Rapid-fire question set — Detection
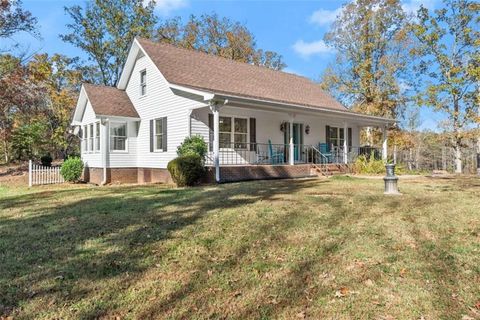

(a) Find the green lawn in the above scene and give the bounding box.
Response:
[0,176,479,319]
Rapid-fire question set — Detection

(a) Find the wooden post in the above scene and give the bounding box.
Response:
[343,122,348,164]
[28,160,32,187]
[289,116,294,165]
[382,126,388,162]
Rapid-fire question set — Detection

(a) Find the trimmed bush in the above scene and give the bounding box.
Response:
[176,135,208,160]
[40,154,53,167]
[61,157,84,182]
[167,154,205,187]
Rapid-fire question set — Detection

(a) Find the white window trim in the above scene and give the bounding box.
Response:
[219,115,249,150]
[140,69,147,97]
[88,124,94,153]
[153,118,165,152]
[95,121,101,153]
[109,121,129,153]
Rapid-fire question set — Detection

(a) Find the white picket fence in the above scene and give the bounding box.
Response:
[28,160,64,187]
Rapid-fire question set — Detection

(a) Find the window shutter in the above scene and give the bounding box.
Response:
[249,118,256,151]
[326,125,331,149]
[208,113,213,152]
[150,119,154,152]
[162,117,167,151]
[348,127,352,148]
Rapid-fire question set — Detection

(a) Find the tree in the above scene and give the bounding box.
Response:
[61,0,157,86]
[156,13,286,70]
[321,0,411,119]
[0,55,45,162]
[0,0,39,52]
[28,53,84,159]
[410,0,480,173]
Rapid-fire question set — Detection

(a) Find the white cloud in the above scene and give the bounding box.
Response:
[309,8,342,26]
[153,0,188,16]
[292,40,335,58]
[402,0,436,15]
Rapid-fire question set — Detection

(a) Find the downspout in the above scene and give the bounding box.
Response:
[187,109,193,137]
[101,118,109,185]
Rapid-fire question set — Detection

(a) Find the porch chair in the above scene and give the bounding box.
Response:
[318,143,332,164]
[268,140,284,164]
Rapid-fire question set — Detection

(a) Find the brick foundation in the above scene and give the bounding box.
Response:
[83,167,172,185]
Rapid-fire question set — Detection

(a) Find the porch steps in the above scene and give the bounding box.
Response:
[311,164,350,177]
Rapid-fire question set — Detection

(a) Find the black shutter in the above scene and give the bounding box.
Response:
[326,125,331,148]
[348,127,352,148]
[249,118,256,151]
[208,113,213,152]
[150,119,154,152]
[162,117,167,151]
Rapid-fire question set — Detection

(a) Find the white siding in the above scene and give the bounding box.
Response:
[125,55,205,168]
[80,101,102,168]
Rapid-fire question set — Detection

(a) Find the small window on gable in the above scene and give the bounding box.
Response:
[140,70,146,96]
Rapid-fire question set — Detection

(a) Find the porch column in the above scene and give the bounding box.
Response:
[343,122,348,164]
[210,102,220,182]
[101,118,109,185]
[382,125,388,162]
[289,116,294,165]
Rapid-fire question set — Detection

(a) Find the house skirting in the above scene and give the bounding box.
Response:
[83,165,313,185]
[83,167,173,185]
[213,164,314,183]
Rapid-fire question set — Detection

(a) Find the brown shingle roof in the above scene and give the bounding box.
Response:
[137,38,346,111]
[83,83,139,118]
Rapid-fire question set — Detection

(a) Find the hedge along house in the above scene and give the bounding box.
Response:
[71,38,394,184]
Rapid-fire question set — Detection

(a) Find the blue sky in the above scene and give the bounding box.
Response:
[16,0,443,130]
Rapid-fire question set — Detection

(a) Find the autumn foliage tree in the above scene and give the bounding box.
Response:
[321,0,411,119]
[410,0,480,173]
[61,0,157,86]
[156,13,286,70]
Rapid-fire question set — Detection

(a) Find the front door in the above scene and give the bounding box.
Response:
[284,123,304,162]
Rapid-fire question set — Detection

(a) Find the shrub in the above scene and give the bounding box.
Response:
[40,154,53,167]
[176,135,208,160]
[61,157,84,182]
[352,153,386,175]
[167,154,205,187]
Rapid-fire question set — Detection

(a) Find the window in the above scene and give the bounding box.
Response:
[219,117,232,148]
[89,124,94,152]
[154,118,165,151]
[110,122,127,151]
[219,116,248,149]
[234,118,248,149]
[140,70,146,96]
[329,126,345,147]
[95,122,100,152]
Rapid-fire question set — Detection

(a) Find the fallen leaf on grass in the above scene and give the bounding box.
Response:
[364,279,374,287]
[399,268,407,278]
[335,287,349,298]
[296,311,306,318]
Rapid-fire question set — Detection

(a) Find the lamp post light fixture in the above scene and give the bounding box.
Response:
[384,163,401,195]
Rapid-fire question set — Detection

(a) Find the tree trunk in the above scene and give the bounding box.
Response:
[454,143,462,174]
[3,135,8,163]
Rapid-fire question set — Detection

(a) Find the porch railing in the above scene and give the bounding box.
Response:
[205,143,381,166]
[205,142,287,166]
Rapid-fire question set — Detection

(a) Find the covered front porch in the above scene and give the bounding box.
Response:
[189,96,393,182]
